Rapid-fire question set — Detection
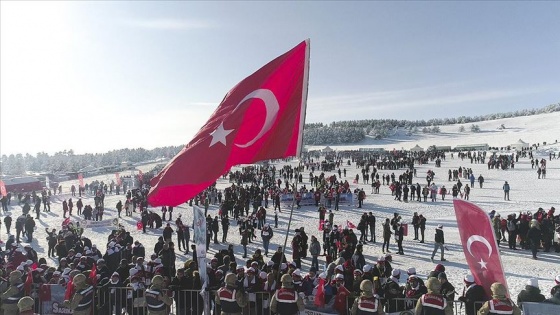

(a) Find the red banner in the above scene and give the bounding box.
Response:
[78,173,84,188]
[0,180,6,196]
[148,39,310,207]
[453,199,508,297]
[115,173,121,186]
[346,220,356,229]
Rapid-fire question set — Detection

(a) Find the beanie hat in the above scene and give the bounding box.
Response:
[391,269,401,277]
[464,274,475,284]
[363,264,372,273]
[435,264,446,272]
[555,275,560,285]
[438,272,447,280]
[407,267,416,275]
[527,278,539,288]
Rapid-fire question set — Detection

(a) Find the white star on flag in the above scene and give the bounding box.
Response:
[478,258,488,269]
[209,122,233,147]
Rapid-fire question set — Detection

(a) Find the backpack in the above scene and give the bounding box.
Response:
[507,220,516,232]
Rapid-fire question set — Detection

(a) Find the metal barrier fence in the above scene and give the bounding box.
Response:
[384,298,486,315]
[35,285,490,315]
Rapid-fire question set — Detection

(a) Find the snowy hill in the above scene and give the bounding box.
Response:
[3,111,560,306]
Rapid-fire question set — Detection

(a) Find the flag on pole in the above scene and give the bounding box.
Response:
[346,220,356,229]
[314,277,325,308]
[148,39,310,206]
[62,217,71,227]
[89,263,97,286]
[116,173,121,186]
[453,199,508,298]
[24,270,33,295]
[78,173,84,188]
[0,180,6,197]
[64,278,74,301]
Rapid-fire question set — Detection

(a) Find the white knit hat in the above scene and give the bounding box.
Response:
[555,275,560,285]
[527,278,539,288]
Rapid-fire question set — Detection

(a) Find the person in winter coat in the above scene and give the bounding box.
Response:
[212,216,220,244]
[502,181,510,201]
[431,224,446,261]
[478,282,521,315]
[516,278,545,309]
[419,215,426,243]
[527,219,542,259]
[459,275,487,315]
[261,223,273,256]
[382,218,392,253]
[309,235,321,271]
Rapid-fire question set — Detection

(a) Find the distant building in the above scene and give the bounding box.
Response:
[434,145,452,151]
[454,143,489,151]
[510,139,530,151]
[410,144,424,152]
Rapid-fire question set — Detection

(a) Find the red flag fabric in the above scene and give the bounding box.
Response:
[89,263,97,286]
[346,220,356,229]
[116,173,121,186]
[136,221,143,231]
[148,39,310,206]
[64,279,74,300]
[62,217,71,227]
[319,219,324,231]
[453,199,508,298]
[24,270,33,295]
[78,173,84,188]
[0,180,6,196]
[314,277,325,307]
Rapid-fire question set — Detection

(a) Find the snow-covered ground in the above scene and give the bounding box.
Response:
[3,111,560,301]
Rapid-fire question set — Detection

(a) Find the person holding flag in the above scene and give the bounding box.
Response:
[63,273,95,315]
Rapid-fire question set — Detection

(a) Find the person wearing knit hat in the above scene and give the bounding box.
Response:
[431,224,446,262]
[415,278,452,315]
[478,282,522,315]
[216,274,248,315]
[270,274,304,315]
[18,296,38,315]
[458,274,487,315]
[438,272,456,307]
[351,280,385,315]
[384,269,404,313]
[550,275,560,297]
[516,278,545,310]
[428,263,446,278]
[2,270,24,314]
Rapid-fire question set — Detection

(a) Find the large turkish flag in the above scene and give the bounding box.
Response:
[453,199,509,297]
[148,40,310,206]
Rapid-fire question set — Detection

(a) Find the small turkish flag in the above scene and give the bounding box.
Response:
[148,40,310,206]
[453,199,509,298]
[0,180,6,196]
[346,220,357,229]
[78,173,84,188]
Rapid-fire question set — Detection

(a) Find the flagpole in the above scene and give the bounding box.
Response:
[296,38,311,158]
[278,168,299,286]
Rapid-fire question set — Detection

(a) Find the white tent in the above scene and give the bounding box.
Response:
[322,146,334,153]
[511,139,530,150]
[410,144,424,152]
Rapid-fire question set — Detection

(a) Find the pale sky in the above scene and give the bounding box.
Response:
[1,1,559,156]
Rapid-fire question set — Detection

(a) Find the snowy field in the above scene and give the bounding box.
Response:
[3,111,560,301]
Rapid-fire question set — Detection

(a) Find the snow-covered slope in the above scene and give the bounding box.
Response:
[4,111,560,302]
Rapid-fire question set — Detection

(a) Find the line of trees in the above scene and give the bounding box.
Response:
[1,103,558,175]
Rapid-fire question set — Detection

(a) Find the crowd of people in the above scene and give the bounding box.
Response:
[0,147,559,315]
